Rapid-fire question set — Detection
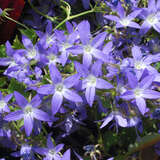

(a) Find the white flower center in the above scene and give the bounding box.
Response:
[0,100,6,109]
[146,14,158,25]
[86,75,97,87]
[134,61,146,70]
[118,85,127,94]
[84,45,94,54]
[47,54,57,64]
[55,83,64,93]
[20,144,32,155]
[134,88,143,98]
[48,149,56,156]
[27,48,37,59]
[24,104,33,116]
[120,18,130,26]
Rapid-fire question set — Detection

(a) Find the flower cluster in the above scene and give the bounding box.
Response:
[0,0,160,159]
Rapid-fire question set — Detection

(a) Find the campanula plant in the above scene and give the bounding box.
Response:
[0,0,160,159]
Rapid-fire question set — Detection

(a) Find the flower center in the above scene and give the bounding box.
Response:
[47,54,57,64]
[48,149,56,156]
[27,48,37,59]
[87,75,97,87]
[147,14,158,25]
[120,18,130,26]
[0,100,6,109]
[20,144,32,155]
[24,104,33,115]
[84,45,93,54]
[134,61,146,70]
[134,88,143,97]
[55,83,64,92]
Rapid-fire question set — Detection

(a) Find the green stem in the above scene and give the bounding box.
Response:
[42,125,48,135]
[5,15,29,30]
[12,121,21,135]
[54,8,95,30]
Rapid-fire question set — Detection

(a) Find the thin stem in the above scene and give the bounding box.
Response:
[12,121,21,135]
[54,8,95,30]
[5,15,29,30]
[61,0,71,17]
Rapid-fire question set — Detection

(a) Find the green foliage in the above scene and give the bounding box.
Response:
[19,28,37,44]
[0,44,6,57]
[12,35,24,49]
[8,78,28,96]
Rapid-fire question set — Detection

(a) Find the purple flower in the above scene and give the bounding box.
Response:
[20,35,40,61]
[11,144,35,160]
[0,92,12,113]
[129,46,160,80]
[35,135,64,160]
[40,44,61,67]
[37,21,56,49]
[100,111,128,128]
[4,92,51,136]
[71,20,107,67]
[55,29,78,66]
[75,61,113,106]
[61,149,70,160]
[37,64,82,115]
[140,0,160,34]
[104,3,141,29]
[121,72,160,115]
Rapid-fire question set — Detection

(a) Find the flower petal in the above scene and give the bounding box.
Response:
[63,89,82,103]
[142,89,160,99]
[136,97,147,115]
[85,86,95,107]
[100,114,113,129]
[115,114,128,127]
[83,52,92,68]
[4,110,23,121]
[30,94,42,108]
[37,84,54,95]
[132,46,142,60]
[77,20,91,45]
[61,149,71,160]
[139,75,154,89]
[54,144,64,153]
[4,93,13,102]
[52,92,63,115]
[121,91,135,100]
[47,135,54,148]
[126,71,138,89]
[92,32,107,48]
[96,78,113,89]
[14,91,28,108]
[63,74,80,88]
[24,115,34,136]
[49,64,62,84]
[33,108,51,121]
[104,15,120,22]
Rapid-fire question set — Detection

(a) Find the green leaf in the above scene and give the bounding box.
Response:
[0,77,7,88]
[8,78,28,96]
[122,133,160,159]
[0,44,6,57]
[12,35,24,49]
[19,28,37,44]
